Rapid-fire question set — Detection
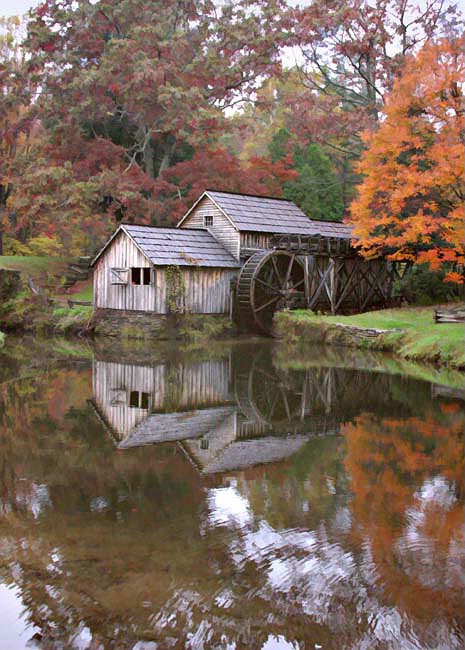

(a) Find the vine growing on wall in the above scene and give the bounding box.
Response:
[165,266,186,314]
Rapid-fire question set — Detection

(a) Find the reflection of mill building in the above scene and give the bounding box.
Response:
[91,347,416,474]
[90,350,348,474]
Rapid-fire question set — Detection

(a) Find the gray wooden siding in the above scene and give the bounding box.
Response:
[180,196,240,259]
[93,230,236,313]
[93,230,158,312]
[240,232,272,251]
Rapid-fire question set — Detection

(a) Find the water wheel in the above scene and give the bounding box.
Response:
[236,250,305,335]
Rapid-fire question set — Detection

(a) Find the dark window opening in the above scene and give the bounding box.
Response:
[143,268,151,285]
[201,438,209,450]
[140,392,150,410]
[129,391,150,409]
[131,267,152,285]
[204,215,213,227]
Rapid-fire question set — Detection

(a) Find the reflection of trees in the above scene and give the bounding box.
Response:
[0,365,211,648]
[343,406,465,625]
[0,342,463,648]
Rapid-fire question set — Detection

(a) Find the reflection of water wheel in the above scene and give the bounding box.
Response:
[234,350,305,431]
[236,251,305,335]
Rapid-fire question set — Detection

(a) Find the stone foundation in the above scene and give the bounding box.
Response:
[92,308,234,340]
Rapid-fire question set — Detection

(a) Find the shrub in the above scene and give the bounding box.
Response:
[394,264,462,305]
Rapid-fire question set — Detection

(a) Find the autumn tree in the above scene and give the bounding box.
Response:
[26,0,291,179]
[279,1,463,208]
[151,146,298,224]
[6,135,154,254]
[349,37,464,279]
[0,16,37,255]
[292,0,463,144]
[4,0,297,251]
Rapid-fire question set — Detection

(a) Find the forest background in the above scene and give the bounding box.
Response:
[0,0,463,290]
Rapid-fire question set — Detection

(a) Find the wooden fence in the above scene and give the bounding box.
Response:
[434,308,465,324]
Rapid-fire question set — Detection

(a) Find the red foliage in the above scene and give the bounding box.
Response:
[151,147,298,224]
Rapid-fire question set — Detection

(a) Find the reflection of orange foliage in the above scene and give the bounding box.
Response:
[343,405,464,621]
[439,401,460,414]
[47,370,92,420]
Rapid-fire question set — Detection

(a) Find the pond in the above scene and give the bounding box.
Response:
[0,337,463,649]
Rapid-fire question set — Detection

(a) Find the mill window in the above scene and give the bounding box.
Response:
[131,267,152,285]
[204,215,213,227]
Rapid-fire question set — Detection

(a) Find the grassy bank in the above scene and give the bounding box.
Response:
[0,256,94,336]
[274,305,464,369]
[0,331,4,348]
[0,255,70,283]
[0,290,94,336]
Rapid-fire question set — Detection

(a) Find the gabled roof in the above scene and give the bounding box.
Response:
[92,224,240,268]
[117,407,237,449]
[207,191,354,238]
[183,434,310,474]
[178,190,354,239]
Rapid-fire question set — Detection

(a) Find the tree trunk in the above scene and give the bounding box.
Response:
[0,200,6,256]
[142,137,155,179]
[159,143,174,174]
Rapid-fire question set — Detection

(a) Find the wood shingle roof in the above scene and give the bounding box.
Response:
[125,225,240,268]
[205,190,354,239]
[92,224,241,268]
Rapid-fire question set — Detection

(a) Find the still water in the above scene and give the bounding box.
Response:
[0,338,463,650]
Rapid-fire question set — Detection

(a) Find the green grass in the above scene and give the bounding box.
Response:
[69,279,93,302]
[52,305,93,334]
[276,305,464,368]
[0,331,4,348]
[0,255,69,277]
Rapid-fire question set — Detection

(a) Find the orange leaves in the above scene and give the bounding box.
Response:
[349,36,465,277]
[443,271,464,284]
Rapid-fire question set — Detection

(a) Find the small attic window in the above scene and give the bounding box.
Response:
[204,215,213,227]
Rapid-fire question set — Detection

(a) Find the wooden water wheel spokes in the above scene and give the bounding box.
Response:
[236,250,305,334]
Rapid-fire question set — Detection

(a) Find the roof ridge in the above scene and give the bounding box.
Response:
[206,189,292,202]
[124,225,211,233]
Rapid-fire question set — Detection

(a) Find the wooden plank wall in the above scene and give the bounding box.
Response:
[92,357,233,440]
[179,196,240,259]
[181,268,236,314]
[240,232,272,251]
[94,230,236,313]
[94,230,158,311]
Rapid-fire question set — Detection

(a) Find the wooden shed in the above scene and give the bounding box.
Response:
[92,190,399,333]
[92,224,240,314]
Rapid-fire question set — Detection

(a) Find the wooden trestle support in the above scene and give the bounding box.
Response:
[236,234,408,335]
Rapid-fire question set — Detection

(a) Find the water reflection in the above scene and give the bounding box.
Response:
[0,339,463,649]
[91,344,416,474]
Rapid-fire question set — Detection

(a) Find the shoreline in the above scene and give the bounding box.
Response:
[274,305,464,370]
